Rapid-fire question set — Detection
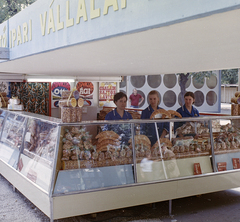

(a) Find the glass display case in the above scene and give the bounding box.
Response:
[54,118,216,194]
[1,109,240,221]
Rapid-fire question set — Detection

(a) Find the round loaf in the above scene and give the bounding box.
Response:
[168,110,182,118]
[150,109,171,119]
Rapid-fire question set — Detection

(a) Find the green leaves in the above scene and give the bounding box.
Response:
[221,69,238,84]
[0,0,36,24]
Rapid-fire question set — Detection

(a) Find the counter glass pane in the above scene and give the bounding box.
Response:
[17,118,59,192]
[136,119,213,183]
[0,112,27,168]
[213,118,240,171]
[54,123,134,194]
[0,109,7,135]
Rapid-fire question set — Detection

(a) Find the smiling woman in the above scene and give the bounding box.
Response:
[174,91,200,133]
[103,92,133,145]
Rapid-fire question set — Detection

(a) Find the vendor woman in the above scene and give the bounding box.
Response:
[105,92,133,120]
[141,90,169,146]
[104,92,132,145]
[174,91,200,131]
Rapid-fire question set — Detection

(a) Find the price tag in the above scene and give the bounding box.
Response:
[217,162,227,171]
[194,163,202,175]
[232,158,240,169]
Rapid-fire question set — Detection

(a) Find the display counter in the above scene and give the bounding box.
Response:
[0,108,240,221]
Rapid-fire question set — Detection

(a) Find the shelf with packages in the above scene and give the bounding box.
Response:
[54,122,135,194]
[1,108,240,221]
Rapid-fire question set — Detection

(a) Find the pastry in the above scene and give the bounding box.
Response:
[150,109,171,119]
[98,137,120,143]
[128,135,151,146]
[152,138,172,149]
[95,131,120,140]
[97,139,121,147]
[168,110,182,118]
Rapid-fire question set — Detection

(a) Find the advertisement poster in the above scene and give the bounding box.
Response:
[52,82,71,108]
[76,82,94,106]
[99,82,117,107]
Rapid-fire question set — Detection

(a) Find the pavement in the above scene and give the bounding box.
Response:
[0,103,237,222]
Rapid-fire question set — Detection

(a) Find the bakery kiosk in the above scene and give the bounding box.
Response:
[0,108,240,221]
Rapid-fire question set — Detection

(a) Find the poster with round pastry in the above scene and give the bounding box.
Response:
[168,110,182,118]
[150,109,171,119]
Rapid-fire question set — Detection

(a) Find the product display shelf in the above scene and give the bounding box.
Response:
[1,109,240,221]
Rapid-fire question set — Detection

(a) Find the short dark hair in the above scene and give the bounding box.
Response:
[184,91,195,100]
[114,92,127,103]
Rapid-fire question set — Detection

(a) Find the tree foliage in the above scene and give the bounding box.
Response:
[177,71,215,106]
[221,69,238,84]
[0,0,36,24]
